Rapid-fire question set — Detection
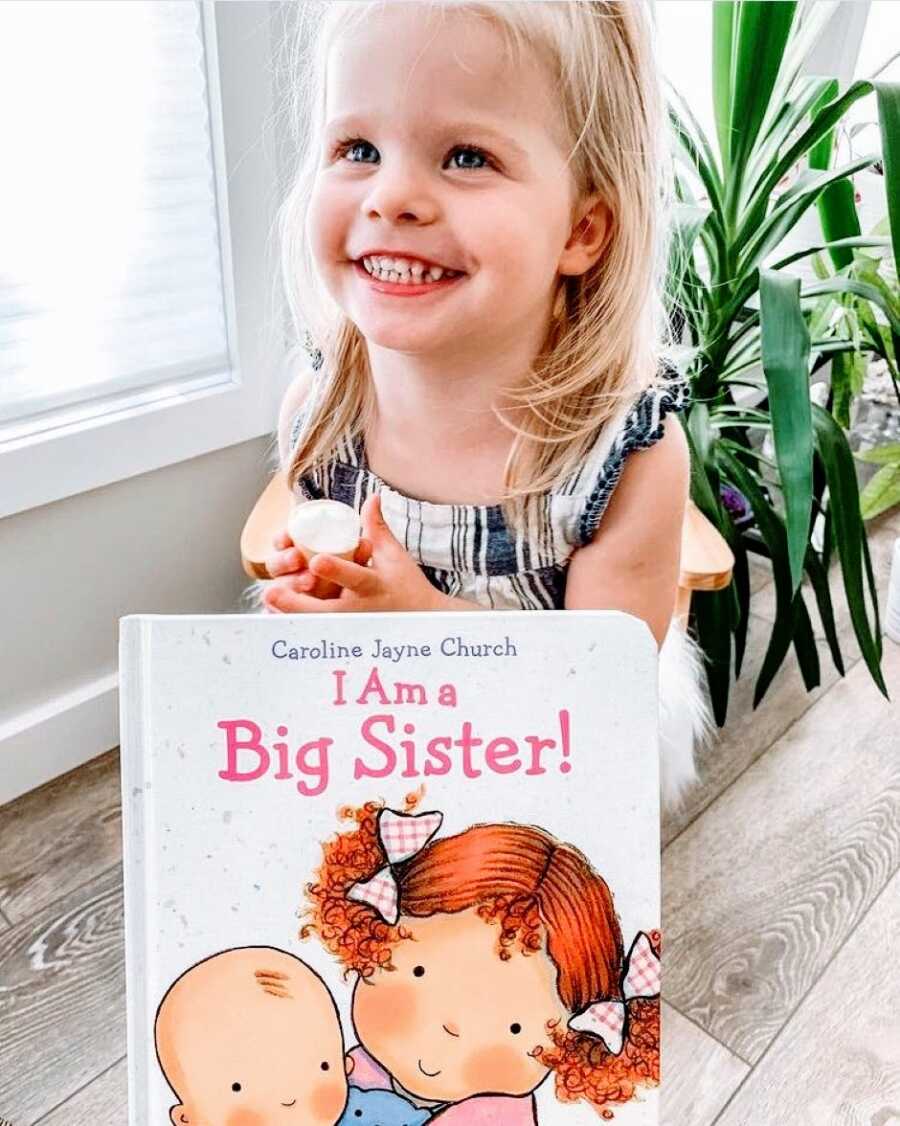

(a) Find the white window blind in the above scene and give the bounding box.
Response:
[0,0,230,442]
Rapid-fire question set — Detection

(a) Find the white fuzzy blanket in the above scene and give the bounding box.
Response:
[657,618,716,809]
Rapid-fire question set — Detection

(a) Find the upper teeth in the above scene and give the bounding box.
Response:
[362,255,460,281]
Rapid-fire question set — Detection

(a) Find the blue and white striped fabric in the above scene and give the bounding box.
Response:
[287,366,691,612]
[283,362,712,807]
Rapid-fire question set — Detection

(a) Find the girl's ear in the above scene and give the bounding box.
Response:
[558,194,612,277]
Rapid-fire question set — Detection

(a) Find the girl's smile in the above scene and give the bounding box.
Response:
[351,258,467,299]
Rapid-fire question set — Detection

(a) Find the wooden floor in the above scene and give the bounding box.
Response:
[1,508,898,1125]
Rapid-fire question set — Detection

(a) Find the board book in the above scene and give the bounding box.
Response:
[119,610,661,1124]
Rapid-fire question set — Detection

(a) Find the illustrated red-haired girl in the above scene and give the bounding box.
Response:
[301,799,660,1122]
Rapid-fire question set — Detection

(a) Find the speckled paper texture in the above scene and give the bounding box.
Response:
[120,610,660,1125]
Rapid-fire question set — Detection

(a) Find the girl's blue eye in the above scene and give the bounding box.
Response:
[336,138,378,164]
[448,146,491,170]
[332,138,493,171]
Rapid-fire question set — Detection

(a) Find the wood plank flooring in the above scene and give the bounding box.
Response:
[1,510,898,1125]
[663,640,900,1065]
[715,867,900,1124]
[660,1003,749,1123]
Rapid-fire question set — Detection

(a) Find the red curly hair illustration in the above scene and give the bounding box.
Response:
[301,796,660,1118]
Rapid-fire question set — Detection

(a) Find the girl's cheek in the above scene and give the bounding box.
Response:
[226,1112,265,1126]
[462,1044,541,1096]
[355,980,420,1043]
[308,1080,347,1123]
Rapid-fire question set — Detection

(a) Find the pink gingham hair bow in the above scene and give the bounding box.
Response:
[568,931,660,1055]
[347,808,443,925]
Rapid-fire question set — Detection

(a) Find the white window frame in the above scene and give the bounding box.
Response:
[0,2,285,519]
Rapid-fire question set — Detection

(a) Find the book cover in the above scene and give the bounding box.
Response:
[119,610,661,1125]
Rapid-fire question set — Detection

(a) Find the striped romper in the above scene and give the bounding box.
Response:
[287,365,693,611]
[283,360,709,806]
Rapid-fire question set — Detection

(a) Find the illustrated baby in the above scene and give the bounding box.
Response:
[154,946,352,1126]
[338,1088,432,1126]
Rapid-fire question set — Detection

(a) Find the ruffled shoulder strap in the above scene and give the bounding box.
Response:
[570,363,692,548]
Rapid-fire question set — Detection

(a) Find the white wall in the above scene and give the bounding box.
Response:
[0,434,277,804]
[0,1,298,806]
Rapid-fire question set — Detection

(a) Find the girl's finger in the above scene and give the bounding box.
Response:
[354,538,374,567]
[309,554,379,596]
[265,585,347,614]
[264,546,308,578]
[269,572,319,598]
[272,529,293,550]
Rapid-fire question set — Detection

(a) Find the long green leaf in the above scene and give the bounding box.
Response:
[791,592,821,692]
[811,404,887,696]
[751,75,833,187]
[730,521,751,677]
[717,447,795,706]
[738,155,879,274]
[807,79,838,169]
[741,78,875,234]
[668,84,724,206]
[683,413,732,538]
[712,0,737,171]
[860,463,900,519]
[727,1,797,206]
[803,543,844,675]
[861,519,883,658]
[692,588,732,726]
[876,83,900,271]
[768,0,842,110]
[716,220,892,358]
[772,236,890,271]
[830,351,865,429]
[802,277,900,336]
[816,181,862,270]
[809,80,861,270]
[711,160,881,355]
[759,271,814,596]
[669,203,710,286]
[854,293,899,384]
[855,442,900,465]
[670,111,729,276]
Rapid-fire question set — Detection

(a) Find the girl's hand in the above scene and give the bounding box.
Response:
[262,494,443,614]
[263,525,373,603]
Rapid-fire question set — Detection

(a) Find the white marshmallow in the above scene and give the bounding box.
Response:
[287,499,361,556]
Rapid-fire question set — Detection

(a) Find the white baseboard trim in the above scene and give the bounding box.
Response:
[0,671,119,806]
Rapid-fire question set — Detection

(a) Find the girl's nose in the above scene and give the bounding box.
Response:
[442,1021,460,1038]
[363,170,438,225]
[365,193,436,225]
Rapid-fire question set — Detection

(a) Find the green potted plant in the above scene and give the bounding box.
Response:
[666,0,899,723]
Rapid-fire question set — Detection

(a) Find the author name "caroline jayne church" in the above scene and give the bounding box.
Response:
[270,635,519,663]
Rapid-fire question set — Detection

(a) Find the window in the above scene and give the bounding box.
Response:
[0,2,283,517]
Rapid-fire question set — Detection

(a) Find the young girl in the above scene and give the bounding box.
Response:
[301,799,661,1122]
[258,0,713,804]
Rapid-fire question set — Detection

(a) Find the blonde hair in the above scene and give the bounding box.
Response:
[276,0,670,533]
